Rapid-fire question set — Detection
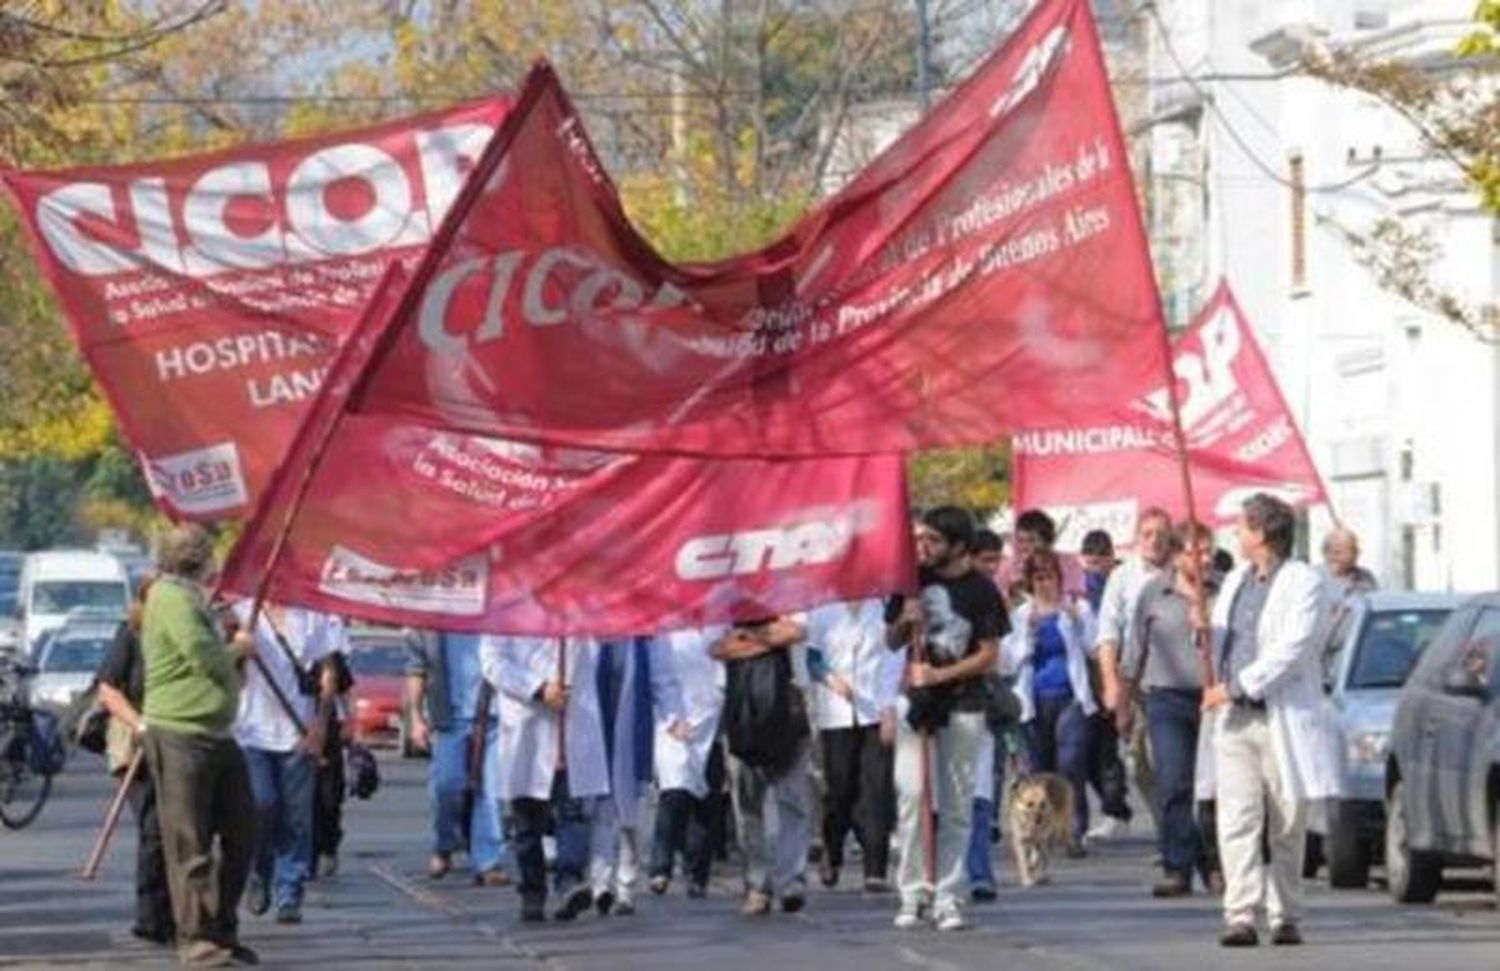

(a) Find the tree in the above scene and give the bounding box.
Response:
[1302,5,1500,341]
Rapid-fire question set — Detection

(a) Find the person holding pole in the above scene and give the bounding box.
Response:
[886,506,1005,932]
[230,601,346,925]
[93,575,174,947]
[1120,520,1224,898]
[404,631,508,886]
[481,635,607,923]
[1201,493,1340,947]
[139,524,258,968]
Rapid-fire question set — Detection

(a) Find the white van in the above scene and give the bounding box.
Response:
[17,551,130,657]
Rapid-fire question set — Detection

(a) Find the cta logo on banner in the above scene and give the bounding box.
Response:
[1,96,512,521]
[1012,280,1329,537]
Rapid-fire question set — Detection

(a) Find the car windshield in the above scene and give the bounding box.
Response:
[1348,609,1453,690]
[31,580,127,615]
[348,642,409,677]
[43,636,110,673]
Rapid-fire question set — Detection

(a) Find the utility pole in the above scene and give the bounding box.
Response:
[916,0,932,112]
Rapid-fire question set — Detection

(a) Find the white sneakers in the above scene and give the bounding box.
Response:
[1087,816,1129,841]
[893,899,968,931]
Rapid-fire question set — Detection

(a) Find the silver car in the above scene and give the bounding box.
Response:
[30,619,119,713]
[1316,591,1462,888]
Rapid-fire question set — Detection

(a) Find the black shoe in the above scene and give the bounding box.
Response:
[819,860,839,889]
[648,874,670,896]
[1152,873,1191,898]
[971,884,997,903]
[686,881,707,899]
[780,891,805,914]
[273,904,302,925]
[245,876,269,917]
[863,876,891,894]
[553,885,592,922]
[1271,923,1303,946]
[1219,924,1259,948]
[1066,842,1088,860]
[595,891,615,916]
[228,944,260,966]
[520,898,547,923]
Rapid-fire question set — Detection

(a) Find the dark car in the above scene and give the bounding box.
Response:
[1384,593,1500,904]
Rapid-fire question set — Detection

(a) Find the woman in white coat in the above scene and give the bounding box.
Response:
[1200,494,1340,948]
[1005,549,1099,851]
[480,635,609,923]
[647,625,726,897]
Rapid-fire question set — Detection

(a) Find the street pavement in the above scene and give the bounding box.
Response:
[3,750,1498,970]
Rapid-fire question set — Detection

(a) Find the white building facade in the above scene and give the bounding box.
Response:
[1145,0,1500,592]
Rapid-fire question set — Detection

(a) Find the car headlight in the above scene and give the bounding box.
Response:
[1348,731,1390,765]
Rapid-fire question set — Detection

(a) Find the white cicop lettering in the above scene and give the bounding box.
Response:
[182,161,284,274]
[285,143,413,258]
[36,183,138,275]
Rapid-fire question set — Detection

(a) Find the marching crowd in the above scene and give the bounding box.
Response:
[97,492,1371,967]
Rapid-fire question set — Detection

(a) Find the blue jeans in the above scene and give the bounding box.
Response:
[1145,689,1205,879]
[1023,695,1092,842]
[967,797,996,890]
[243,746,315,910]
[429,723,506,872]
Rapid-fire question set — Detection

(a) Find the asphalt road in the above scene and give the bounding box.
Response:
[2,749,1498,970]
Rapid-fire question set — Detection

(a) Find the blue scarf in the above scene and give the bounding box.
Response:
[596,637,654,783]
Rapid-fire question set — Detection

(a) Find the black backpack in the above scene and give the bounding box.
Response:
[723,650,808,777]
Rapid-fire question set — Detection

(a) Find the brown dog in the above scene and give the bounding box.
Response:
[1006,772,1074,887]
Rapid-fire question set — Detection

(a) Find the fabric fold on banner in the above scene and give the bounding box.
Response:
[1,96,512,520]
[346,0,1169,457]
[1012,281,1330,548]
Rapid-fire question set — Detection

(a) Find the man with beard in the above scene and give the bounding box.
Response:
[886,506,1005,932]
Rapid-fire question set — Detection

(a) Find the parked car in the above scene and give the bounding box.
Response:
[1315,592,1460,888]
[1384,593,1500,904]
[30,617,118,713]
[0,553,22,658]
[17,551,130,658]
[345,626,415,752]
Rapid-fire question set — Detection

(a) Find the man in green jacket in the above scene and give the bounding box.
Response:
[141,524,258,968]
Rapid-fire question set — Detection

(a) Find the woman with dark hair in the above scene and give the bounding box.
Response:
[94,575,174,946]
[1006,549,1098,855]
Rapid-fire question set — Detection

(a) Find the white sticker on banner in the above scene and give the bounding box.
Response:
[1047,499,1139,554]
[319,545,488,616]
[141,442,249,516]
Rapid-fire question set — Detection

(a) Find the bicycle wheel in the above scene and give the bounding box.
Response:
[0,740,52,830]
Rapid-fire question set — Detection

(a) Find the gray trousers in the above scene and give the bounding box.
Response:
[894,711,986,911]
[1216,707,1308,927]
[727,741,812,896]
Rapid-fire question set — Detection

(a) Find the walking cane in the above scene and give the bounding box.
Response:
[81,747,144,880]
[556,639,568,770]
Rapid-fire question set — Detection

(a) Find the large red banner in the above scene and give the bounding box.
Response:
[350,0,1169,457]
[1,97,511,520]
[1012,282,1329,547]
[221,270,914,635]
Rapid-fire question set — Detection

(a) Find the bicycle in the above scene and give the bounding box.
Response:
[0,655,59,830]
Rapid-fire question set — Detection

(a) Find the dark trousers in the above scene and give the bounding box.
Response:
[510,770,591,905]
[1023,696,1093,842]
[819,724,893,879]
[313,717,345,859]
[143,728,255,950]
[1198,799,1221,878]
[125,768,174,940]
[1087,713,1132,822]
[1145,689,1211,880]
[650,742,725,887]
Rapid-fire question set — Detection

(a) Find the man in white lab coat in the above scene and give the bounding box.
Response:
[647,626,727,899]
[481,636,609,923]
[1201,494,1340,948]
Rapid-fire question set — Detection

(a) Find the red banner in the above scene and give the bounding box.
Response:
[220,269,914,635]
[350,0,1168,457]
[1,97,511,520]
[1012,282,1329,547]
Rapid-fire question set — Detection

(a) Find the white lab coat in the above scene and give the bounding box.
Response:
[805,599,905,731]
[481,636,610,802]
[650,627,725,798]
[1197,561,1342,804]
[1006,600,1099,722]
